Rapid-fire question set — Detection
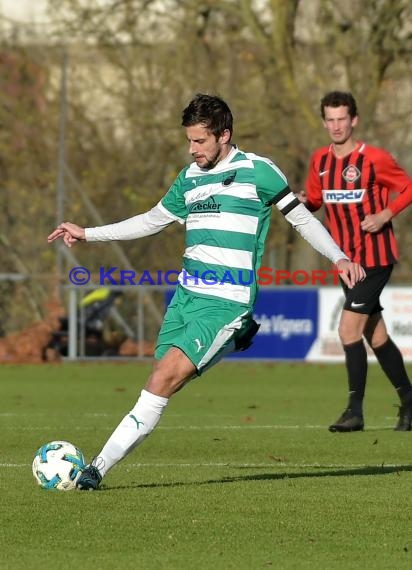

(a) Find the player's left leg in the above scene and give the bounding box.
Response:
[364,313,412,431]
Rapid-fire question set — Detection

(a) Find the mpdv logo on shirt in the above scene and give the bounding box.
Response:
[188,195,222,214]
[322,189,365,203]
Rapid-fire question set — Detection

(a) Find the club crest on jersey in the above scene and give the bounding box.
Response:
[322,189,365,203]
[342,164,361,183]
[222,171,237,186]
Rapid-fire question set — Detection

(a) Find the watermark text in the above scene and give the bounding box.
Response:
[68,266,342,287]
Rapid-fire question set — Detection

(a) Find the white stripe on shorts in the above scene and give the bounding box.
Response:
[197,311,248,369]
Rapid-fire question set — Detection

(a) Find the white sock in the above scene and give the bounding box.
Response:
[93,389,168,477]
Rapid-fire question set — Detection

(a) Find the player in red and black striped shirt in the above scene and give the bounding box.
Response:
[304,91,412,432]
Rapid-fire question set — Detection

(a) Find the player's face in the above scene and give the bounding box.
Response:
[322,106,358,145]
[186,124,231,169]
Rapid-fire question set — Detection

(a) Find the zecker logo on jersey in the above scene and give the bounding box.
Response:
[189,195,222,213]
[322,189,365,203]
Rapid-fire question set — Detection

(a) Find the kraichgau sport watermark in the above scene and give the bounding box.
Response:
[68,267,343,287]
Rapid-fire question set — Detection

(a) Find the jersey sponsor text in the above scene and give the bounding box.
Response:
[322,189,365,203]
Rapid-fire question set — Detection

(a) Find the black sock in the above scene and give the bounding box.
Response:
[343,340,368,416]
[373,337,412,403]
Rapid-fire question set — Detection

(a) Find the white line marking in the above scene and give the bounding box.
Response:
[126,462,411,469]
[0,423,398,431]
[1,462,409,469]
[1,464,31,468]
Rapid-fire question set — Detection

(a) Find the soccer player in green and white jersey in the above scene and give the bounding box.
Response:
[47,93,365,490]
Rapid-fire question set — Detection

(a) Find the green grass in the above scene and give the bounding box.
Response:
[1,361,412,569]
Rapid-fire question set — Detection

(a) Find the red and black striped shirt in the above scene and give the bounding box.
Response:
[305,142,412,268]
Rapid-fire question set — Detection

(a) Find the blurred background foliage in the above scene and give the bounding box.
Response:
[0,0,411,331]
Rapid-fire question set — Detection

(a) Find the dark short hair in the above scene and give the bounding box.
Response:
[320,91,358,119]
[182,93,233,138]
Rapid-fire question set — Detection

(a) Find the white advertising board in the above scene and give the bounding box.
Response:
[306,287,412,362]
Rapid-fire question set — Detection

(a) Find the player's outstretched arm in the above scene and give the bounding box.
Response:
[48,204,179,246]
[47,222,86,248]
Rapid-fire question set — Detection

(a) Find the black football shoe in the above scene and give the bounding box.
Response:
[329,408,364,433]
[76,465,102,490]
[394,401,412,431]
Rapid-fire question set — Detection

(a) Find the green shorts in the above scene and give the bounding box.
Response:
[155,285,257,374]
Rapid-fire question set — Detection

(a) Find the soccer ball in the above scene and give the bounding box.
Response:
[32,440,86,491]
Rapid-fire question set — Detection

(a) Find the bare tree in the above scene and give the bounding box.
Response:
[2,0,411,330]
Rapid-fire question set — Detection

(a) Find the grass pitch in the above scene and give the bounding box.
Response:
[1,361,412,569]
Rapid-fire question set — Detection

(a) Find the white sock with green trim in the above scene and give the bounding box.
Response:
[93,389,168,477]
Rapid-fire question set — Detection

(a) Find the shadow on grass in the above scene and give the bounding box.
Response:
[103,463,412,491]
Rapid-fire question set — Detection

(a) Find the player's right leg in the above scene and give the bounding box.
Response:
[77,349,196,490]
[328,308,369,432]
[77,286,256,489]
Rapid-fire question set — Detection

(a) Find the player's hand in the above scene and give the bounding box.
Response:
[295,190,307,204]
[47,222,86,248]
[361,209,392,233]
[335,259,366,289]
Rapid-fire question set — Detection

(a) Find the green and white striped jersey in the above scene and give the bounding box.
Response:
[86,146,347,298]
[158,146,288,307]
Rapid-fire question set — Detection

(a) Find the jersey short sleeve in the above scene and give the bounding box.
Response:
[160,168,189,221]
[251,157,289,205]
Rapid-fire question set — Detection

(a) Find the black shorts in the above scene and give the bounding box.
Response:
[341,265,393,315]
